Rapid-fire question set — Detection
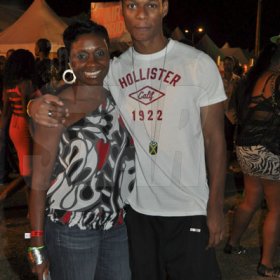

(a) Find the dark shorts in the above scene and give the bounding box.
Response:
[125,206,221,280]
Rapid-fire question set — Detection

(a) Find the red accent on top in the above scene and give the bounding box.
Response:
[117,209,124,225]
[118,116,125,129]
[61,211,72,224]
[96,139,110,170]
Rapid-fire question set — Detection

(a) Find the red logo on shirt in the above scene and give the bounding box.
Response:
[129,86,165,105]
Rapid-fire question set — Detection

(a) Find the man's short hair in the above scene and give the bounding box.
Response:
[36,38,51,55]
[223,56,234,63]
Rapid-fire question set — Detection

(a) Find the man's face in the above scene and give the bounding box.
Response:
[121,0,168,43]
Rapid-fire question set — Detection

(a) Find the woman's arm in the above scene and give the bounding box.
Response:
[18,80,34,115]
[18,80,41,116]
[29,122,63,279]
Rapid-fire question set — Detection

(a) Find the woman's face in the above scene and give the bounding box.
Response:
[70,33,110,86]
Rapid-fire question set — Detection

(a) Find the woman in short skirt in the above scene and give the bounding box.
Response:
[224,42,280,278]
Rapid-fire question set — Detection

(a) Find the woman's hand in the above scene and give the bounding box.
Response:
[31,259,50,280]
[30,94,69,127]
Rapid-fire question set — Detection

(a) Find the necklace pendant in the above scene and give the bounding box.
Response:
[149,141,158,155]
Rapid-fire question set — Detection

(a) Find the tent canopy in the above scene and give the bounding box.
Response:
[0,4,23,32]
[220,47,251,65]
[196,34,224,61]
[221,42,231,49]
[0,0,67,55]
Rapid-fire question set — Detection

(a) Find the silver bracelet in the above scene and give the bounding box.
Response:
[27,246,46,265]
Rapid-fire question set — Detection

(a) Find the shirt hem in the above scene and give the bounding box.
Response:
[126,201,207,217]
[200,96,227,107]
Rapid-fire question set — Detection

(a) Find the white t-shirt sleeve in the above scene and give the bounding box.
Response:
[196,52,226,107]
[103,59,114,91]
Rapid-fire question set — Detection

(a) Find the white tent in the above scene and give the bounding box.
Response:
[220,46,251,65]
[0,4,23,32]
[171,27,186,41]
[222,42,231,49]
[0,0,67,55]
[196,34,224,61]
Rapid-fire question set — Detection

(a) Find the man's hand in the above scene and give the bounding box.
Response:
[206,203,225,249]
[30,94,69,127]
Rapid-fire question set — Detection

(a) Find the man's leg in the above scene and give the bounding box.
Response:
[125,206,165,280]
[165,215,222,280]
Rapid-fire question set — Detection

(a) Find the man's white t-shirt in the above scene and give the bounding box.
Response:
[106,39,226,216]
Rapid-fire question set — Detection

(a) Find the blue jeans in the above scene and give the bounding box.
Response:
[45,218,131,280]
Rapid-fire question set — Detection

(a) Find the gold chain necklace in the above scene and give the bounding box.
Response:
[131,40,169,155]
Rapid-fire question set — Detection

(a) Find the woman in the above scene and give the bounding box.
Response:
[0,49,39,202]
[28,20,135,280]
[224,43,280,277]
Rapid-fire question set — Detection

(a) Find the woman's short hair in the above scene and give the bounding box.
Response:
[63,20,110,54]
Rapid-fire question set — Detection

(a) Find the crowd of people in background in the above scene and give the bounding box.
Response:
[0,38,70,203]
[0,0,280,278]
[0,49,40,207]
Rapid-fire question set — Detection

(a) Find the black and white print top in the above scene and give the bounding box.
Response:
[46,94,135,230]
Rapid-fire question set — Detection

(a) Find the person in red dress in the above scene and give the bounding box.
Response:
[0,49,40,203]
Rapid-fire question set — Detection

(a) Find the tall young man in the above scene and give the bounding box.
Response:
[29,0,227,279]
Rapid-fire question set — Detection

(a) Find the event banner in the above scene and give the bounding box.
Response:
[91,2,127,39]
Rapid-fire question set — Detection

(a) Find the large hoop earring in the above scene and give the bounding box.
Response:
[62,69,76,84]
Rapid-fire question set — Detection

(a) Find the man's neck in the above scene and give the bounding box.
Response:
[39,53,49,61]
[132,36,169,54]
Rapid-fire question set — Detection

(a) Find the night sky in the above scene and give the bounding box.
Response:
[1,0,280,51]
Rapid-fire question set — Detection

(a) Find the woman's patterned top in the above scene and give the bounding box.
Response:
[46,94,135,230]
